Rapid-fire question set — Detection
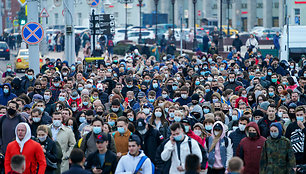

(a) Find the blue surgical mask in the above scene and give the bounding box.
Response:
[174,134,183,141]
[148,99,155,103]
[152,83,158,89]
[71,66,75,71]
[83,102,89,106]
[249,75,255,80]
[267,72,272,76]
[205,89,210,93]
[205,125,212,131]
[78,87,83,91]
[118,127,125,134]
[27,75,33,80]
[93,127,102,134]
[68,125,73,130]
[54,83,60,87]
[127,85,133,88]
[58,96,65,102]
[200,71,205,75]
[297,116,304,122]
[169,113,175,118]
[232,115,238,121]
[128,117,134,122]
[269,92,274,96]
[172,85,178,91]
[38,107,44,112]
[270,131,279,139]
[79,117,85,123]
[71,96,77,100]
[203,108,210,114]
[3,89,9,94]
[184,126,190,133]
[174,116,181,122]
[195,81,200,85]
[108,121,115,127]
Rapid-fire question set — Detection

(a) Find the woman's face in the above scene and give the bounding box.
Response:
[37,130,47,138]
[278,86,284,93]
[67,120,73,127]
[155,108,162,112]
[194,127,201,131]
[103,124,110,133]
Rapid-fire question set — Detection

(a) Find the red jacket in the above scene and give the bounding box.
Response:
[5,139,46,174]
[68,97,82,107]
[187,130,205,147]
[236,122,266,174]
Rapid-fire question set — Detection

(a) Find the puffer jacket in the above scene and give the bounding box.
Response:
[237,122,266,174]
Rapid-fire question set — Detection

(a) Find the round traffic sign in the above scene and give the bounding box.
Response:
[90,0,100,7]
[22,22,44,45]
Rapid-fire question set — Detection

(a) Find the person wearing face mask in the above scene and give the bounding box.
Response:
[78,110,94,132]
[0,83,16,106]
[29,108,50,137]
[206,121,233,174]
[49,77,62,101]
[68,90,81,107]
[285,106,306,165]
[0,100,26,154]
[80,117,116,158]
[181,118,204,146]
[149,79,162,98]
[134,113,163,164]
[113,116,132,158]
[228,117,249,156]
[176,86,192,106]
[121,77,139,98]
[189,105,205,125]
[20,69,36,93]
[260,122,296,174]
[109,99,123,117]
[149,107,170,139]
[48,112,76,172]
[236,122,266,174]
[36,125,59,174]
[161,122,202,174]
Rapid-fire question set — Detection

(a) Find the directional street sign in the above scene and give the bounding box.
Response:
[18,0,26,6]
[90,0,100,7]
[40,8,49,18]
[90,13,115,35]
[22,22,44,45]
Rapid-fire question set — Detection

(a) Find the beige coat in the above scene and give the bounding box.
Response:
[48,124,76,173]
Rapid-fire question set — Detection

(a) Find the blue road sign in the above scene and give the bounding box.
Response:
[91,0,99,7]
[22,22,44,45]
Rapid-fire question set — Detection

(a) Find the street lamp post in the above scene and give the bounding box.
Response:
[218,0,224,51]
[154,0,159,42]
[125,0,128,40]
[193,0,197,51]
[138,0,143,43]
[171,0,175,41]
[227,0,230,37]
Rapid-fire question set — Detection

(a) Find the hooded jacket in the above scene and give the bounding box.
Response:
[0,83,16,106]
[259,122,296,174]
[237,122,266,174]
[5,123,46,174]
[206,121,233,169]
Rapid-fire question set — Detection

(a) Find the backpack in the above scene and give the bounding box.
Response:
[187,137,208,170]
[134,156,155,174]
[108,40,114,47]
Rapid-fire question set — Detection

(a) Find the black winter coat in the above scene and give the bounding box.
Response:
[85,150,117,174]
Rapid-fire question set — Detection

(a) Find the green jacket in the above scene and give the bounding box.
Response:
[260,136,296,174]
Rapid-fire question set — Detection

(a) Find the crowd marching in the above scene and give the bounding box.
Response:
[0,32,304,174]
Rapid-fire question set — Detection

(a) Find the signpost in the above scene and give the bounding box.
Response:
[90,10,115,53]
[90,0,100,7]
[22,22,44,45]
[40,8,49,18]
[13,20,19,27]
[18,0,27,6]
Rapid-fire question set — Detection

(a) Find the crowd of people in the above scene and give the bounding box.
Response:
[0,32,305,174]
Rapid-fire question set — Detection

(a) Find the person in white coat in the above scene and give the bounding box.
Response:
[115,134,153,174]
[245,34,259,53]
[161,122,202,174]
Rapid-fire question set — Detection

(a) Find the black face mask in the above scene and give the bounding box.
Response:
[215,108,221,111]
[249,132,257,138]
[212,87,218,91]
[86,119,92,124]
[8,108,16,115]
[193,113,201,119]
[192,102,199,105]
[222,110,228,114]
[96,112,103,116]
[289,113,296,120]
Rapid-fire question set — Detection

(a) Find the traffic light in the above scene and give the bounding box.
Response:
[20,19,26,25]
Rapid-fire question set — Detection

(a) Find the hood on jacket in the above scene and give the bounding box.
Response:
[15,122,31,153]
[245,122,261,138]
[11,78,21,89]
[3,83,11,95]
[270,122,283,139]
[191,104,204,120]
[212,121,225,139]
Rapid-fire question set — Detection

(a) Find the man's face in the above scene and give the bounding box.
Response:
[239,120,248,126]
[296,111,305,119]
[17,124,27,141]
[8,103,17,110]
[96,141,108,151]
[52,114,62,122]
[117,121,127,131]
[248,127,256,134]
[36,102,45,109]
[127,93,133,100]
[128,141,140,156]
[59,93,66,99]
[61,111,70,122]
[92,120,103,128]
[267,107,276,120]
[171,128,183,137]
[31,111,42,119]
[292,93,299,102]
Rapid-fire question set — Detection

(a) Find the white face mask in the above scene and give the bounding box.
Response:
[214,130,221,136]
[238,124,246,131]
[194,130,202,136]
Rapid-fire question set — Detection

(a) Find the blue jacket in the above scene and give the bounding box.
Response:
[62,164,91,174]
[0,83,16,106]
[273,35,280,50]
[229,128,246,156]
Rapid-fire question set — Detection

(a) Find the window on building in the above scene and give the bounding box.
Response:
[114,12,119,18]
[257,3,263,8]
[55,13,59,24]
[274,2,279,8]
[294,8,300,25]
[212,4,217,9]
[78,13,82,26]
[258,18,263,26]
[241,3,247,9]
